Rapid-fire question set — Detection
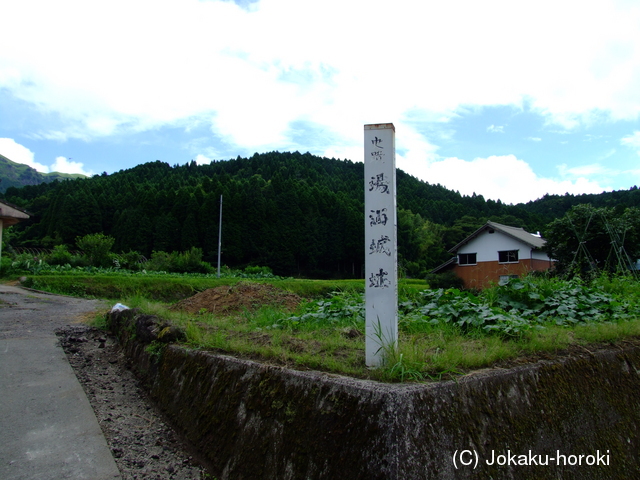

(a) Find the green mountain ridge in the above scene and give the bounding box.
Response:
[0,154,87,193]
[2,151,639,277]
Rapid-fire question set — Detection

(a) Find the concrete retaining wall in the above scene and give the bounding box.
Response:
[108,309,640,479]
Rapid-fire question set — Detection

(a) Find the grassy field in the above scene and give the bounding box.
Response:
[17,272,640,382]
[20,273,370,300]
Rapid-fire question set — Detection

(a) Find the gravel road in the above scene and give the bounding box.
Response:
[0,284,215,480]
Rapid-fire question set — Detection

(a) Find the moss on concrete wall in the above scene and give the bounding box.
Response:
[107,309,640,479]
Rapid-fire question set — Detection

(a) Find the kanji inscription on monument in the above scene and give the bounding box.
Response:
[364,123,398,367]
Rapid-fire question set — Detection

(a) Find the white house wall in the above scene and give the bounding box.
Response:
[531,249,550,261]
[458,231,531,262]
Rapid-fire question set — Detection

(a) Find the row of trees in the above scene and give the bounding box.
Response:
[544,204,640,278]
[6,233,219,275]
[3,151,640,278]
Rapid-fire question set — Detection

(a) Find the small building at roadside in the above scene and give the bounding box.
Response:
[432,221,554,289]
[0,200,30,260]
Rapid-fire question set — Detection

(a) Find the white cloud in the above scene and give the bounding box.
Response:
[194,154,212,165]
[323,146,362,163]
[558,163,611,178]
[1,0,640,201]
[399,154,608,205]
[0,138,49,172]
[621,131,640,153]
[0,139,93,175]
[2,0,640,150]
[50,156,93,176]
[599,149,617,161]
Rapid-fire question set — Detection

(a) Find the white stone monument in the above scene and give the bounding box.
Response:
[364,123,398,367]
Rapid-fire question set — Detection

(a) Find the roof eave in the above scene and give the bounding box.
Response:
[448,221,545,253]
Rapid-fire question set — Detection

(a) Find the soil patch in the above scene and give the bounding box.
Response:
[170,281,303,315]
[56,325,214,479]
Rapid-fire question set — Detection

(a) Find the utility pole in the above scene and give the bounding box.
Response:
[217,194,223,278]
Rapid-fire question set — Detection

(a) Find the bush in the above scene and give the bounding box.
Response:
[2,253,48,275]
[244,265,273,276]
[0,256,14,276]
[145,248,213,274]
[111,250,144,271]
[174,248,213,274]
[44,245,73,266]
[76,233,115,268]
[424,271,465,290]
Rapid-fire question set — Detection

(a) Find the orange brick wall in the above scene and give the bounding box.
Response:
[453,258,553,289]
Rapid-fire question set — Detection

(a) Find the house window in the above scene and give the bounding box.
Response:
[498,250,519,263]
[458,253,477,265]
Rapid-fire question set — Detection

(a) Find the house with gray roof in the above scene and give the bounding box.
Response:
[432,221,554,289]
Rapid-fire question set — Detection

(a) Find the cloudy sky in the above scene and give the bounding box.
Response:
[1,0,640,204]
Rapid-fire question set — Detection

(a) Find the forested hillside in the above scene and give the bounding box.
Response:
[3,151,639,277]
[0,154,86,193]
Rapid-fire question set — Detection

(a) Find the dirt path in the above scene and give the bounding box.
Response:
[0,284,214,479]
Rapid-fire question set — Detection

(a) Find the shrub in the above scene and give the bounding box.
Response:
[146,248,213,274]
[112,250,144,271]
[145,251,171,272]
[244,265,273,276]
[44,245,73,266]
[173,248,213,274]
[424,271,465,290]
[0,256,14,275]
[76,233,115,268]
[3,253,48,275]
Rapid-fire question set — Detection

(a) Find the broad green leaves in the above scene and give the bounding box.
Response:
[284,276,640,338]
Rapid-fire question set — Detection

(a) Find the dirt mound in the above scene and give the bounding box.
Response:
[171,282,303,315]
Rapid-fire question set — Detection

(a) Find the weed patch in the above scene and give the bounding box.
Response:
[50,274,640,382]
